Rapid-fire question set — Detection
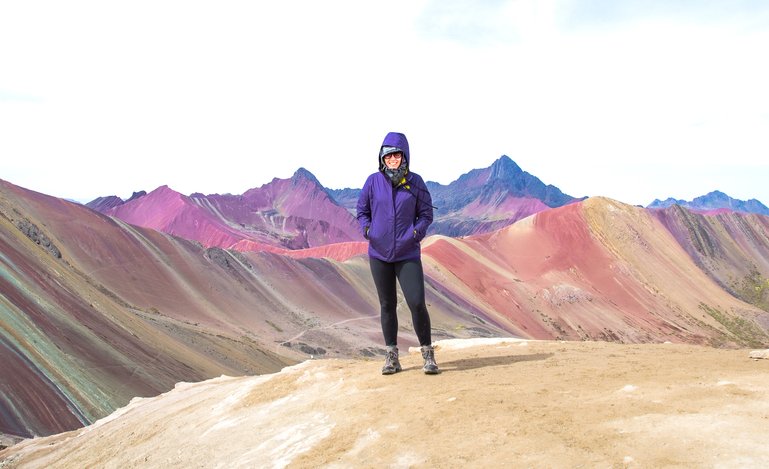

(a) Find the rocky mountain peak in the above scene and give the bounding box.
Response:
[488,155,523,182]
[126,190,147,203]
[292,167,322,186]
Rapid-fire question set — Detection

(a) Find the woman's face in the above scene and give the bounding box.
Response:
[384,152,403,170]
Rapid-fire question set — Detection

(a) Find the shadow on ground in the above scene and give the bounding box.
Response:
[438,352,553,372]
[398,352,553,372]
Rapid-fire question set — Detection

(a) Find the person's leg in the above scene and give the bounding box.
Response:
[394,258,432,346]
[370,257,402,374]
[369,257,399,346]
[396,258,440,374]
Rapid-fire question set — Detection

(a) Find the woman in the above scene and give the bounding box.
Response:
[356,131,439,375]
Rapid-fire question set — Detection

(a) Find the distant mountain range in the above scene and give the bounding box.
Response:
[648,190,769,216]
[88,157,769,253]
[86,156,583,250]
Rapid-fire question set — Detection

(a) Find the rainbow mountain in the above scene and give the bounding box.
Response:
[3,174,769,440]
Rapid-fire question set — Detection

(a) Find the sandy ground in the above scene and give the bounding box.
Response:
[2,338,769,468]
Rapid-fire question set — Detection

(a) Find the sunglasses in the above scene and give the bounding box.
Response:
[383,154,403,160]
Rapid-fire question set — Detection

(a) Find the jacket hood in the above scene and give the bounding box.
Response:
[379,132,410,171]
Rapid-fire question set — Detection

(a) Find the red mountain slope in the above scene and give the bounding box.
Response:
[422,197,769,346]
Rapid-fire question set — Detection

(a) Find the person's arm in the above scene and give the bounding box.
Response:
[413,176,433,241]
[356,177,373,239]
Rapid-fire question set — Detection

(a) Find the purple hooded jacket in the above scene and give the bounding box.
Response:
[356,132,434,262]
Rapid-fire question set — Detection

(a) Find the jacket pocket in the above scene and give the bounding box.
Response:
[412,224,422,243]
[368,222,386,256]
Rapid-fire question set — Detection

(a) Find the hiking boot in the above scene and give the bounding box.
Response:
[382,346,402,375]
[421,345,440,374]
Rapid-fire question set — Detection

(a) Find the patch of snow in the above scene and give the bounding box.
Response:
[81,400,142,434]
[241,412,334,469]
[202,417,244,436]
[281,360,316,373]
[297,369,330,384]
[393,452,424,469]
[211,379,263,415]
[412,337,528,353]
[345,428,381,458]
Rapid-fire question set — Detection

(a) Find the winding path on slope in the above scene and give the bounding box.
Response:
[279,314,380,347]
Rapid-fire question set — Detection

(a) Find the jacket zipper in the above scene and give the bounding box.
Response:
[391,182,397,262]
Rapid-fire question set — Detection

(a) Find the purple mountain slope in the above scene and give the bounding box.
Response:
[85,195,124,212]
[88,170,362,250]
[426,155,582,236]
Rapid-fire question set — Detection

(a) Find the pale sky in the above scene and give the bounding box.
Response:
[2,1,768,207]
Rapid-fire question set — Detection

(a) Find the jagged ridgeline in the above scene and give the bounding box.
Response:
[88,157,583,252]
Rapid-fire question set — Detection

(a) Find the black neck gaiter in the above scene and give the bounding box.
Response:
[384,165,408,187]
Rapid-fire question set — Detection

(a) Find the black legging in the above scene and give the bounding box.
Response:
[369,257,432,347]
